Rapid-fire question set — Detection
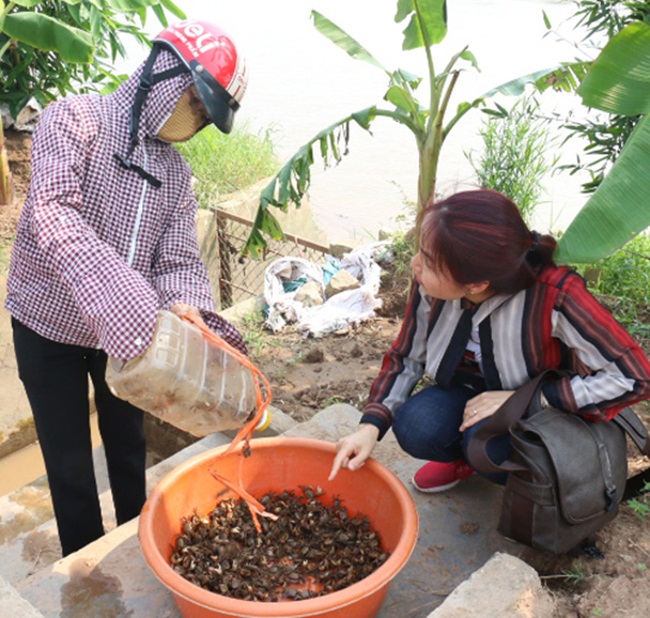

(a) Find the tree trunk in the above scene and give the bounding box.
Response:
[0,121,14,205]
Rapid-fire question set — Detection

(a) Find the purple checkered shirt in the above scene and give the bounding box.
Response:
[5,50,246,359]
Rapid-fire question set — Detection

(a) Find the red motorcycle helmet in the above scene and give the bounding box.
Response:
[153,20,248,134]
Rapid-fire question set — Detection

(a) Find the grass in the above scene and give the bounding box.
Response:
[238,309,271,360]
[628,481,650,521]
[175,122,280,209]
[577,232,650,338]
[540,560,591,586]
[383,228,415,279]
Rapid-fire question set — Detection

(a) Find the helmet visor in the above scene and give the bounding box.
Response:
[190,60,239,134]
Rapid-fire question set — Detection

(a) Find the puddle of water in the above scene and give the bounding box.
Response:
[0,414,101,497]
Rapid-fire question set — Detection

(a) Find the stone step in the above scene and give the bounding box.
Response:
[0,444,112,586]
[0,576,44,617]
[15,433,237,617]
[0,405,295,589]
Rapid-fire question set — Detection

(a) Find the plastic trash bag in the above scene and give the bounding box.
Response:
[263,257,324,332]
[263,242,388,337]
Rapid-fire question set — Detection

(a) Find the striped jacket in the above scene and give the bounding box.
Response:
[363,266,650,439]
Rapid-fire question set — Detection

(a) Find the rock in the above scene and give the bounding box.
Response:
[327,244,352,260]
[304,347,325,364]
[325,270,360,298]
[294,281,324,306]
[427,552,556,617]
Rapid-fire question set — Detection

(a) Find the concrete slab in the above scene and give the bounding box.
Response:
[0,432,236,588]
[15,433,235,617]
[17,518,178,617]
[11,404,541,618]
[0,443,118,586]
[0,575,44,617]
[0,401,292,587]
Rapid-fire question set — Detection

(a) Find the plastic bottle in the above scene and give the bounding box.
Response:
[105,310,258,436]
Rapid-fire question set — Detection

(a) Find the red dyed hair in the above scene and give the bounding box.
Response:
[420,189,556,294]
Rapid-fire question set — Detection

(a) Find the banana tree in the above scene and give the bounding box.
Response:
[243,0,587,257]
[0,1,94,64]
[555,20,650,264]
[1,0,185,115]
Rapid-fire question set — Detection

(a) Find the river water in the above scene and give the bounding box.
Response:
[122,0,590,245]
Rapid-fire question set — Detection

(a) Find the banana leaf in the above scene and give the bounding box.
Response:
[311,11,385,70]
[555,115,650,263]
[10,1,44,7]
[556,21,650,263]
[578,21,650,115]
[2,12,93,63]
[105,0,170,11]
[396,0,447,50]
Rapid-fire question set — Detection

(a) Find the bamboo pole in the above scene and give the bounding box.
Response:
[0,120,14,205]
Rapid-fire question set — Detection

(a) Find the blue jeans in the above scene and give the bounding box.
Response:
[392,384,510,485]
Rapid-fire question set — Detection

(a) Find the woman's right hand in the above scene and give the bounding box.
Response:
[328,424,380,481]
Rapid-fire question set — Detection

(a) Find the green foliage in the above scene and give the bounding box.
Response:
[174,123,280,209]
[572,0,650,42]
[557,0,650,194]
[555,20,650,264]
[577,232,650,336]
[467,96,557,225]
[0,0,184,117]
[561,560,590,585]
[237,308,271,361]
[627,481,650,521]
[558,113,640,194]
[382,228,414,279]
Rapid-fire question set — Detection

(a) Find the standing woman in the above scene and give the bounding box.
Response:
[329,190,650,490]
[6,21,248,556]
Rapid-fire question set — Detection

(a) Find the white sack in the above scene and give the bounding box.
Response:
[263,242,388,337]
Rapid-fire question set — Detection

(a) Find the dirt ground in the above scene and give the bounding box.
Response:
[3,127,650,617]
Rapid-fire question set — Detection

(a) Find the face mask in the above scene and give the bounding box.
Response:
[157,88,208,143]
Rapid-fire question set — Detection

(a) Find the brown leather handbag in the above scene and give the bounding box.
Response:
[467,371,650,554]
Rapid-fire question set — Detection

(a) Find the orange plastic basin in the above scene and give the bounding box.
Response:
[139,437,418,618]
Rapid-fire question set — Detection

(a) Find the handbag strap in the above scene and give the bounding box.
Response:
[613,407,650,456]
[466,371,558,475]
[467,369,650,474]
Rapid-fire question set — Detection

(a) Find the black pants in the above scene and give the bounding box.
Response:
[12,318,146,556]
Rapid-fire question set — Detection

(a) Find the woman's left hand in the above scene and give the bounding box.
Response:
[170,303,208,329]
[460,390,515,431]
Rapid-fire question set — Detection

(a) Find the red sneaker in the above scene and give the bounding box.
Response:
[411,460,474,493]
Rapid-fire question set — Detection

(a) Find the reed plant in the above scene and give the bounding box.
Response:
[466,95,557,225]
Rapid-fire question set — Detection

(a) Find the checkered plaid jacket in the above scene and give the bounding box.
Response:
[6,50,246,359]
